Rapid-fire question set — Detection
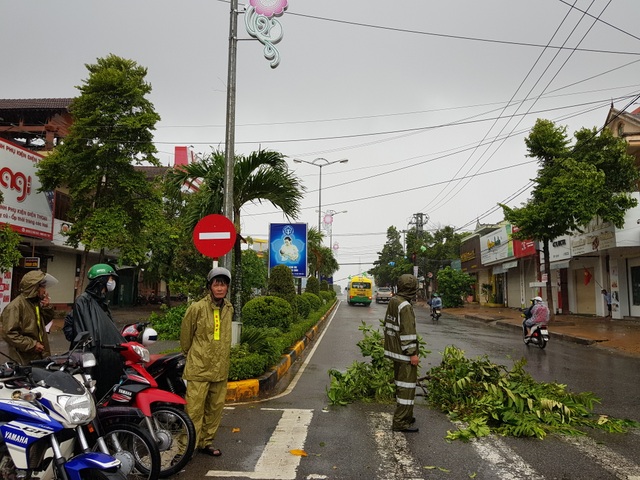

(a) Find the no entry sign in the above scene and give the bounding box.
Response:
[193,214,237,258]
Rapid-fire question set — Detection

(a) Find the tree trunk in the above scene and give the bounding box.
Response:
[543,238,555,322]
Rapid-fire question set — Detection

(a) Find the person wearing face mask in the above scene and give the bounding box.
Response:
[1,270,58,365]
[64,263,125,399]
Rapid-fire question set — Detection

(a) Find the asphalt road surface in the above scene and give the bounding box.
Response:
[175,298,640,480]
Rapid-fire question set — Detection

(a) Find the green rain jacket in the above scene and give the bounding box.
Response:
[180,294,234,382]
[1,271,54,364]
[383,274,418,363]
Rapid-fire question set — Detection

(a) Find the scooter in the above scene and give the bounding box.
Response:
[31,332,161,480]
[121,323,186,397]
[523,323,550,349]
[0,340,126,480]
[99,338,195,477]
[431,307,442,322]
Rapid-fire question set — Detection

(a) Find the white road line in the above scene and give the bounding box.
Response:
[468,434,544,480]
[561,435,640,480]
[369,412,424,480]
[206,408,313,479]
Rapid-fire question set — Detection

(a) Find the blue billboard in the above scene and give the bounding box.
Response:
[269,223,307,278]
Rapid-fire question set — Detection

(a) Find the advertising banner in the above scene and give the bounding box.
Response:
[269,223,307,277]
[0,138,54,240]
[0,268,13,314]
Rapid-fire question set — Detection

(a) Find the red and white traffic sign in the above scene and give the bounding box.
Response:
[193,214,237,258]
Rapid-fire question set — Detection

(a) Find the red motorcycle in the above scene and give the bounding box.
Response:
[100,338,195,477]
[121,323,186,398]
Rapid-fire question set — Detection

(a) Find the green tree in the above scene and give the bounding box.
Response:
[369,226,410,286]
[167,149,304,320]
[502,119,640,318]
[241,248,268,306]
[436,267,475,307]
[306,227,339,279]
[268,264,296,304]
[0,225,22,273]
[36,54,161,285]
[305,276,320,295]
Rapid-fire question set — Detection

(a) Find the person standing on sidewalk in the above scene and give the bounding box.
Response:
[1,270,57,364]
[384,273,420,433]
[180,267,233,457]
[601,289,612,317]
[64,263,125,400]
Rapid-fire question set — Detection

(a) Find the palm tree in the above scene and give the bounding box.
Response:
[306,227,339,279]
[167,149,305,318]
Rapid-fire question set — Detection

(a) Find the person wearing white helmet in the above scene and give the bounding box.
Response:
[523,296,549,337]
[1,270,57,364]
[180,266,233,458]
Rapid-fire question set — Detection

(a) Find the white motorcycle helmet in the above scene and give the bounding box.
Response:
[533,296,543,303]
[141,327,158,346]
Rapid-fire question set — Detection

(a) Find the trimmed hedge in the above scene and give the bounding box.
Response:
[242,296,293,331]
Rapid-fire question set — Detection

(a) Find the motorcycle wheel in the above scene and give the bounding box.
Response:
[98,423,161,480]
[538,337,547,349]
[81,470,128,480]
[150,406,196,478]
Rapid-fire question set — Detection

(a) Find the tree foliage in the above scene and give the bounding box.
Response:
[369,226,411,286]
[36,54,161,282]
[502,119,640,317]
[306,227,339,279]
[0,225,23,273]
[436,267,475,307]
[166,148,305,320]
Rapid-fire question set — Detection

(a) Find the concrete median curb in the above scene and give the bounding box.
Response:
[224,299,338,403]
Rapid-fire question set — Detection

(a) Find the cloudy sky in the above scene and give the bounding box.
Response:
[2,0,639,285]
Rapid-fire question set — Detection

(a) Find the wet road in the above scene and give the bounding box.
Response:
[178,299,640,480]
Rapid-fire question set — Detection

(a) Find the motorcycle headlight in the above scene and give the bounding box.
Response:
[131,344,150,363]
[58,392,95,425]
[81,352,97,368]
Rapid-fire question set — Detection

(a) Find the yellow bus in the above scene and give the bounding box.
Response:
[347,275,373,306]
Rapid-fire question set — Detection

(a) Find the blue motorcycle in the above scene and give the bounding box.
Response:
[0,344,126,480]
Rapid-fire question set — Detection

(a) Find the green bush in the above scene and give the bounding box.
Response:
[268,265,296,304]
[305,276,320,295]
[436,266,475,307]
[302,292,322,311]
[148,302,189,340]
[242,296,293,331]
[319,291,333,304]
[228,343,270,381]
[320,280,329,291]
[292,294,311,319]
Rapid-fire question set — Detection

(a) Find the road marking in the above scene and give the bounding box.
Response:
[468,434,544,480]
[561,434,640,479]
[206,408,313,479]
[368,412,424,480]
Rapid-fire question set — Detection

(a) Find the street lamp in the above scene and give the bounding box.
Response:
[322,209,347,249]
[293,158,349,232]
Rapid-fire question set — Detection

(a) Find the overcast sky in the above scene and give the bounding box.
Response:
[2,0,640,285]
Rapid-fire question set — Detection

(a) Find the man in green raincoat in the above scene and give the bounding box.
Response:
[180,267,233,458]
[1,270,57,364]
[383,273,420,433]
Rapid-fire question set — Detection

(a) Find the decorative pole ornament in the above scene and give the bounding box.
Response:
[245,0,289,68]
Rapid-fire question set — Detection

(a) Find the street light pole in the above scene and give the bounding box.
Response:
[293,158,348,235]
[322,209,347,249]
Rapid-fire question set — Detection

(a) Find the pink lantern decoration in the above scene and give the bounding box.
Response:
[249,0,288,18]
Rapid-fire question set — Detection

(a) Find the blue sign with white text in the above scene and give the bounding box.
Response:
[269,223,307,277]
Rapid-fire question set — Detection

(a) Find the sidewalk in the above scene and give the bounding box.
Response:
[419,302,640,357]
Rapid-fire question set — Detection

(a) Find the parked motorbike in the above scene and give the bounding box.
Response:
[0,339,126,480]
[121,323,186,398]
[31,332,162,480]
[99,338,195,477]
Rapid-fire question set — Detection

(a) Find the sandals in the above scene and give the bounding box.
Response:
[199,446,222,457]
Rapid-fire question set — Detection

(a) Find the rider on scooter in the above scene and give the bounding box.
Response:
[522,296,549,337]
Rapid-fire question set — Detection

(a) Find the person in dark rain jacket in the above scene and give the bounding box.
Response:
[64,263,125,400]
[383,274,420,433]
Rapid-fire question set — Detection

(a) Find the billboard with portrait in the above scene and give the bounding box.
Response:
[269,223,307,277]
